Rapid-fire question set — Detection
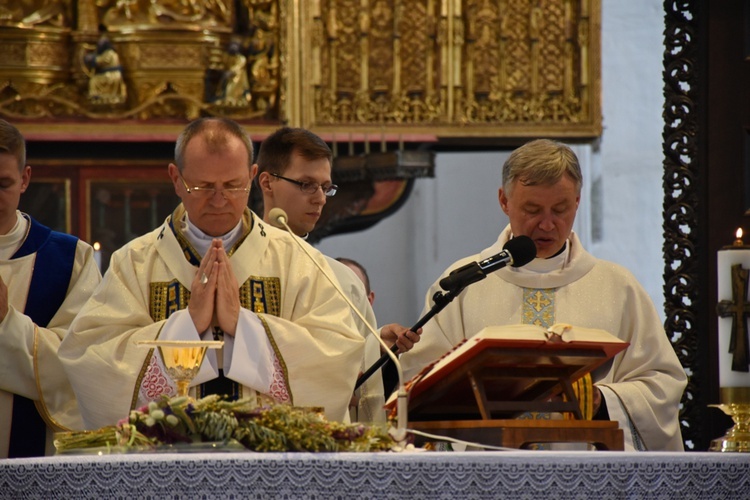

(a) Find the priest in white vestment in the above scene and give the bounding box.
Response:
[254,126,387,424]
[59,118,364,430]
[254,127,420,424]
[399,139,687,451]
[0,119,101,458]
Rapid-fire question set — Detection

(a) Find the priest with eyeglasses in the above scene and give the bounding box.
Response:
[59,118,364,430]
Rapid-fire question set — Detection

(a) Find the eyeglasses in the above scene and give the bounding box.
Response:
[270,173,338,197]
[179,175,251,199]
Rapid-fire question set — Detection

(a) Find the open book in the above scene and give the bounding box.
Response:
[386,323,629,420]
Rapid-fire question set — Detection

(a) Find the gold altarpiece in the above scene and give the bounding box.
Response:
[1,0,600,250]
[0,0,601,139]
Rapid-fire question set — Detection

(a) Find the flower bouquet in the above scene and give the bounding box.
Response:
[54,394,394,454]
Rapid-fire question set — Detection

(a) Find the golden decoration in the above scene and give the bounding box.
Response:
[0,1,600,139]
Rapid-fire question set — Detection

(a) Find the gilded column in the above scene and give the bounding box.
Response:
[359,0,369,94]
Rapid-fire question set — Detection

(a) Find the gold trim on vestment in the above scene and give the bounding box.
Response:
[241,277,281,316]
[32,324,70,432]
[150,281,191,321]
[256,314,292,404]
[132,323,162,411]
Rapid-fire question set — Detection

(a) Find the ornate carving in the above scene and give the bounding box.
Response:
[309,0,599,135]
[83,36,127,105]
[0,0,279,121]
[663,0,700,450]
[0,1,599,138]
[0,1,72,29]
[98,0,233,31]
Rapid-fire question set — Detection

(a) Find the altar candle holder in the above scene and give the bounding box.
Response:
[711,228,750,452]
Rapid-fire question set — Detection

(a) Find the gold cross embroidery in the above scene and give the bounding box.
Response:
[529,290,552,312]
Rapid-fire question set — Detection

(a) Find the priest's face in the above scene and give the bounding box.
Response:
[259,151,332,236]
[0,153,30,235]
[169,134,254,237]
[499,174,580,259]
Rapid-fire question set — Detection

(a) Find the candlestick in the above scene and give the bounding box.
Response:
[713,228,750,452]
[733,227,745,247]
[93,242,102,273]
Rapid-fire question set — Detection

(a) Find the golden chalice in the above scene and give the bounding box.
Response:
[136,340,223,398]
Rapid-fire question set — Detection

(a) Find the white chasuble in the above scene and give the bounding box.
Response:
[401,225,687,451]
[60,206,363,429]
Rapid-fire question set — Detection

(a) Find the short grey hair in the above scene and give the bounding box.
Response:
[502,139,582,196]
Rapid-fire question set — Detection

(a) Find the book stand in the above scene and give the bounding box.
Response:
[404,343,626,450]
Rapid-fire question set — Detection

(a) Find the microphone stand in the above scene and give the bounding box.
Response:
[355,283,467,390]
[270,209,411,442]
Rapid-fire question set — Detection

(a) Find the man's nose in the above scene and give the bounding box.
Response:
[538,213,555,231]
[312,188,327,204]
[210,189,230,204]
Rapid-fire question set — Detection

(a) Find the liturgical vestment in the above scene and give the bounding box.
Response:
[326,256,386,424]
[60,207,363,429]
[401,226,687,451]
[0,212,100,457]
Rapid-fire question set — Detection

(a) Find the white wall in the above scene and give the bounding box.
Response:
[318,0,666,326]
[593,0,666,316]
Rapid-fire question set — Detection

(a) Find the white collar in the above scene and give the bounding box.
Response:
[519,242,571,274]
[181,214,243,257]
[0,211,28,260]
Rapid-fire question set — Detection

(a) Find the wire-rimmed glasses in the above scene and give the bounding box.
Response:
[270,173,338,197]
[179,175,251,199]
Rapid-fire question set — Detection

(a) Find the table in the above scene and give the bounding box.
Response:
[2,451,749,499]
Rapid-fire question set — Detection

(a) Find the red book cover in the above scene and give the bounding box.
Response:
[386,324,629,419]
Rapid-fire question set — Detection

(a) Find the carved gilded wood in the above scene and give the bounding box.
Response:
[303,0,601,138]
[0,0,600,139]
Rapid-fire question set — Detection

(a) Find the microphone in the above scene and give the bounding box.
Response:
[268,207,288,228]
[438,235,536,291]
[267,207,409,443]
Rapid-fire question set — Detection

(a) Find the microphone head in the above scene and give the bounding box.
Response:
[268,207,288,228]
[503,235,537,267]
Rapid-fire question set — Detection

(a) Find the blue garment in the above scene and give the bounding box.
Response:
[8,216,77,458]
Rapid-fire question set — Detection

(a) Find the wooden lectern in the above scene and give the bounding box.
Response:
[388,324,629,450]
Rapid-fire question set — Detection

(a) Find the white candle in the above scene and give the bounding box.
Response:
[93,242,102,273]
[717,228,750,388]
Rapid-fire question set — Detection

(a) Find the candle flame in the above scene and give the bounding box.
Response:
[737,228,744,240]
[93,242,101,251]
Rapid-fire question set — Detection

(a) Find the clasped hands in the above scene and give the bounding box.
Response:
[189,239,240,336]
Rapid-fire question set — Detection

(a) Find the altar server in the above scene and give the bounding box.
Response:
[0,119,101,457]
[399,139,687,451]
[59,118,363,429]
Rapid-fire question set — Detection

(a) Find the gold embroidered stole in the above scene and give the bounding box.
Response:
[522,287,593,420]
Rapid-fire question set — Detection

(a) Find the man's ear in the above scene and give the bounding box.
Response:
[167,163,182,196]
[20,165,31,194]
[498,187,510,215]
[257,170,273,193]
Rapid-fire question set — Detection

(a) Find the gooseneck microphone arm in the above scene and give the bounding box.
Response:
[354,286,465,390]
[355,235,536,390]
[268,208,409,442]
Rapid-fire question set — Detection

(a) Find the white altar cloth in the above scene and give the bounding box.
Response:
[1,451,748,499]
